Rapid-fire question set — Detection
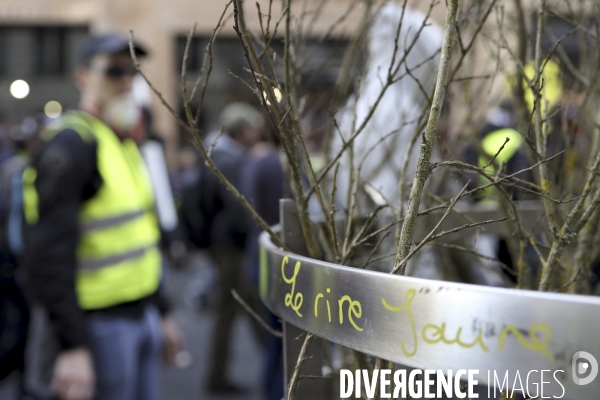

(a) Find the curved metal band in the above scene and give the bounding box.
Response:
[260,229,600,399]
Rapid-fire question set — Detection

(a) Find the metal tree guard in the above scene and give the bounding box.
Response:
[259,199,600,399]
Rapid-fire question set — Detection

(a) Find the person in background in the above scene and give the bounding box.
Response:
[22,32,181,400]
[201,101,264,394]
[0,115,16,165]
[240,119,285,400]
[177,147,200,189]
[0,116,42,399]
[460,100,532,286]
[461,58,586,288]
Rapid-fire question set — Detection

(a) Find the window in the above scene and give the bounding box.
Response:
[0,28,6,75]
[176,36,205,73]
[34,27,67,75]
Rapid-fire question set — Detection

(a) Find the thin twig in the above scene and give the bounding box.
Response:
[392,182,468,274]
[207,125,225,158]
[287,333,314,400]
[231,289,282,338]
[427,241,516,277]
[360,230,391,269]
[128,29,288,251]
[394,0,460,273]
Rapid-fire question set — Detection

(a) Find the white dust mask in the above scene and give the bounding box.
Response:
[102,93,142,133]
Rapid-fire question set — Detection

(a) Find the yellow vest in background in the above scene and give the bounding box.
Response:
[24,111,161,310]
[477,128,524,204]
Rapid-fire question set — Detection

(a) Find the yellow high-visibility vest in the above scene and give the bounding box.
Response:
[24,111,161,310]
[477,128,524,203]
[523,59,562,115]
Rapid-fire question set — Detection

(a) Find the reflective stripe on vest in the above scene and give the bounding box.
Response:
[25,111,161,310]
[79,209,145,234]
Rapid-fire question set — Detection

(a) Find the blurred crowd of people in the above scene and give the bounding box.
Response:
[0,30,297,400]
[0,3,596,399]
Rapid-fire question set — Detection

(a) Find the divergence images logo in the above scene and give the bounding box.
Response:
[572,351,598,386]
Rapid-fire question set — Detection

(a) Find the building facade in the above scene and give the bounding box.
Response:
[0,0,447,166]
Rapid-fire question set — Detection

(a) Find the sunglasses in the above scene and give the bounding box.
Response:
[102,65,137,79]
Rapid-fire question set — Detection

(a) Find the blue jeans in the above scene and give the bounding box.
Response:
[87,305,163,400]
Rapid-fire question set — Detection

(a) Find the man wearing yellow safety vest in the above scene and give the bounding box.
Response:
[463,58,584,286]
[467,100,534,204]
[462,100,535,285]
[22,33,181,400]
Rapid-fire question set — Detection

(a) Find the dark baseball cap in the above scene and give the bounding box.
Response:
[77,32,147,65]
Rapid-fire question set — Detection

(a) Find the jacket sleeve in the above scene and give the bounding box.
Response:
[24,129,99,350]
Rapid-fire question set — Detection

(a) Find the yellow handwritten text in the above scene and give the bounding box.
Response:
[281,256,303,317]
[314,294,323,317]
[499,323,555,362]
[382,289,418,357]
[338,295,364,332]
[382,289,554,361]
[422,323,489,352]
[314,289,332,322]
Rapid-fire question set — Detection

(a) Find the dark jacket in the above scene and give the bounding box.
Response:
[181,134,249,250]
[240,149,285,282]
[0,154,29,380]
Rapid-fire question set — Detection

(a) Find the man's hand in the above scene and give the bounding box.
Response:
[168,240,188,268]
[161,315,184,365]
[51,347,95,400]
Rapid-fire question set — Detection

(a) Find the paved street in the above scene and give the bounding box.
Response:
[162,252,265,400]
[0,252,267,400]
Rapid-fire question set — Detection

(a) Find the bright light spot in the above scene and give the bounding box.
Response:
[263,88,283,106]
[10,80,29,99]
[44,101,63,118]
